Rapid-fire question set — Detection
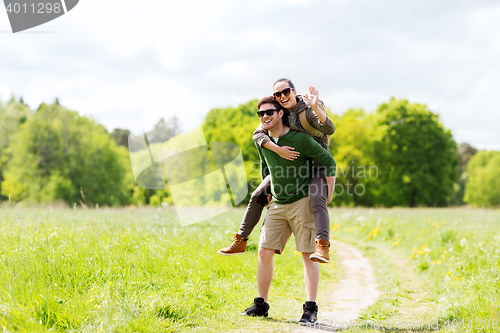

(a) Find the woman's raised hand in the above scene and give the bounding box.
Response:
[305,86,319,108]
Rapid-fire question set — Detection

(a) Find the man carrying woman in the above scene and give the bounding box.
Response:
[236,95,337,323]
[219,78,336,263]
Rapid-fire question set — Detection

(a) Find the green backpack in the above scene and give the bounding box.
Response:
[298,100,331,147]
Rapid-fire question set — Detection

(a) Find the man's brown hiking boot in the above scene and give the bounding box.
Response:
[309,239,330,263]
[218,233,247,255]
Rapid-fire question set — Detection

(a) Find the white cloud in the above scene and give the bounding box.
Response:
[67,76,204,134]
[324,89,388,115]
[0,82,12,101]
[0,0,499,150]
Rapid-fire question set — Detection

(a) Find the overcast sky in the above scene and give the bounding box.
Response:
[1,0,499,150]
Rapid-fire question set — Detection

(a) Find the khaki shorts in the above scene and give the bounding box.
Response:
[259,197,316,254]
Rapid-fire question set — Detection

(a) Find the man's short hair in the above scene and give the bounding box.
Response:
[257,96,282,110]
[257,96,289,126]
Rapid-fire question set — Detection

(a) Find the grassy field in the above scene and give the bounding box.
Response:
[330,208,500,333]
[0,205,338,332]
[1,206,499,332]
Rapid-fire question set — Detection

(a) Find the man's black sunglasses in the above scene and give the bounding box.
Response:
[257,109,280,117]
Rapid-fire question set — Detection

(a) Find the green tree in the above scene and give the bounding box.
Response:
[373,98,457,207]
[464,151,500,207]
[202,100,261,203]
[450,143,478,205]
[0,97,32,200]
[1,102,132,206]
[329,109,378,206]
[146,117,180,144]
[111,128,131,147]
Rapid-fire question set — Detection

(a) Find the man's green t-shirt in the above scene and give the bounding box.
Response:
[257,129,337,204]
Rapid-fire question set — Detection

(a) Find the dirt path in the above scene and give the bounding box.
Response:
[292,240,381,332]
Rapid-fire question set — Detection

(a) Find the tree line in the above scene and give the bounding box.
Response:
[0,96,498,207]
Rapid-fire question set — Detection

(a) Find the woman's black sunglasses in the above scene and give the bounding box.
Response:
[273,87,293,99]
[257,109,279,117]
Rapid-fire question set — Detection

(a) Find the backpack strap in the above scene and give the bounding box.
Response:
[298,110,323,138]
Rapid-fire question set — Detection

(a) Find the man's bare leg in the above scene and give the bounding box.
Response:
[299,252,320,324]
[241,247,273,317]
[257,247,275,302]
[302,252,319,301]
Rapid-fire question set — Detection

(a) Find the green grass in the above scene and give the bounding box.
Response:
[329,208,500,333]
[3,206,499,332]
[0,205,339,332]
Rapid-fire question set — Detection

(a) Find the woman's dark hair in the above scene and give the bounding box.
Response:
[282,109,290,126]
[273,78,295,90]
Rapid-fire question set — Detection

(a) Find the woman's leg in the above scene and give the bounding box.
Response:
[238,175,272,238]
[309,166,330,241]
